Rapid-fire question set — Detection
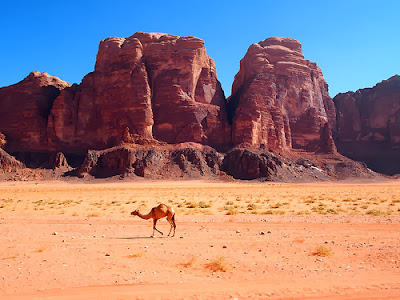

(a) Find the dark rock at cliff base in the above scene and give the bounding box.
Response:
[77,145,222,179]
[172,147,222,176]
[222,148,282,180]
[0,149,24,172]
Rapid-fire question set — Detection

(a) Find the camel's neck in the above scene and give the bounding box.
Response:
[136,210,152,220]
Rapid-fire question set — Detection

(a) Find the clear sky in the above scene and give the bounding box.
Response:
[1,0,399,97]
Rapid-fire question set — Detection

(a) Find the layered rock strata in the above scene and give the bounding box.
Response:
[2,32,382,180]
[228,37,336,152]
[47,32,230,152]
[0,72,70,152]
[333,75,400,174]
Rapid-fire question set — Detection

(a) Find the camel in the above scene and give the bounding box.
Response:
[130,204,176,237]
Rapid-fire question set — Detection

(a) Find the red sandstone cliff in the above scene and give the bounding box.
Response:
[228,37,336,153]
[1,33,383,180]
[0,132,5,149]
[334,75,400,145]
[0,72,70,152]
[47,32,230,152]
[333,75,400,175]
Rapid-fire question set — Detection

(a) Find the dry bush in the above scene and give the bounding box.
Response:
[205,256,232,272]
[126,252,144,258]
[180,256,197,268]
[224,206,238,215]
[311,246,333,257]
[293,237,305,243]
[366,209,385,216]
[87,212,100,217]
[2,254,18,260]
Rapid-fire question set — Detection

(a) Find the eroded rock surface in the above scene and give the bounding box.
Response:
[0,149,24,172]
[228,37,336,153]
[47,32,230,153]
[78,145,222,179]
[0,72,70,152]
[0,132,5,149]
[0,33,387,180]
[334,75,400,175]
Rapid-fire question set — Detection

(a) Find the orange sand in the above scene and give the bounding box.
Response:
[0,180,399,299]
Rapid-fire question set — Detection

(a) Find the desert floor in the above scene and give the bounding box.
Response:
[0,179,400,299]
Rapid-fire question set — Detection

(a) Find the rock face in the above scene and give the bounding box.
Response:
[77,145,222,179]
[228,37,336,153]
[47,32,230,153]
[0,132,5,149]
[222,148,281,180]
[0,149,24,172]
[333,75,400,175]
[1,32,384,180]
[0,72,70,152]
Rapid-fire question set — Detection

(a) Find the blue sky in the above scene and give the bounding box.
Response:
[1,0,399,97]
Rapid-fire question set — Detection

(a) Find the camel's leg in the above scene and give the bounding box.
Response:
[153,219,163,236]
[167,216,176,237]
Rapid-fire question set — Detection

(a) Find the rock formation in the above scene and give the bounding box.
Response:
[0,132,5,149]
[47,32,230,153]
[0,72,70,152]
[228,37,336,153]
[0,148,24,172]
[333,75,400,175]
[0,32,384,180]
[222,148,281,180]
[77,144,222,179]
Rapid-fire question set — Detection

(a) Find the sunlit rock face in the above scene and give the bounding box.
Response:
[333,75,400,175]
[228,37,336,153]
[47,32,230,152]
[0,71,70,152]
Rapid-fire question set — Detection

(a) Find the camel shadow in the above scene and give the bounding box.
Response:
[111,236,169,240]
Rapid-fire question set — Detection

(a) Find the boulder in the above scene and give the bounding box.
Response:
[222,148,282,180]
[0,149,24,172]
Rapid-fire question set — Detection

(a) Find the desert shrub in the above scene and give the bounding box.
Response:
[205,256,231,272]
[87,212,100,217]
[225,206,238,215]
[180,256,197,268]
[126,252,144,258]
[311,246,333,257]
[366,210,385,216]
[247,203,257,210]
[270,202,282,209]
[198,201,211,208]
[185,201,198,208]
[326,208,338,214]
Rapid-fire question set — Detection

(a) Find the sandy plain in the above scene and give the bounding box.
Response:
[0,179,399,299]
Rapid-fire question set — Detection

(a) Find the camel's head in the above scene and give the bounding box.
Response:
[130,210,138,216]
